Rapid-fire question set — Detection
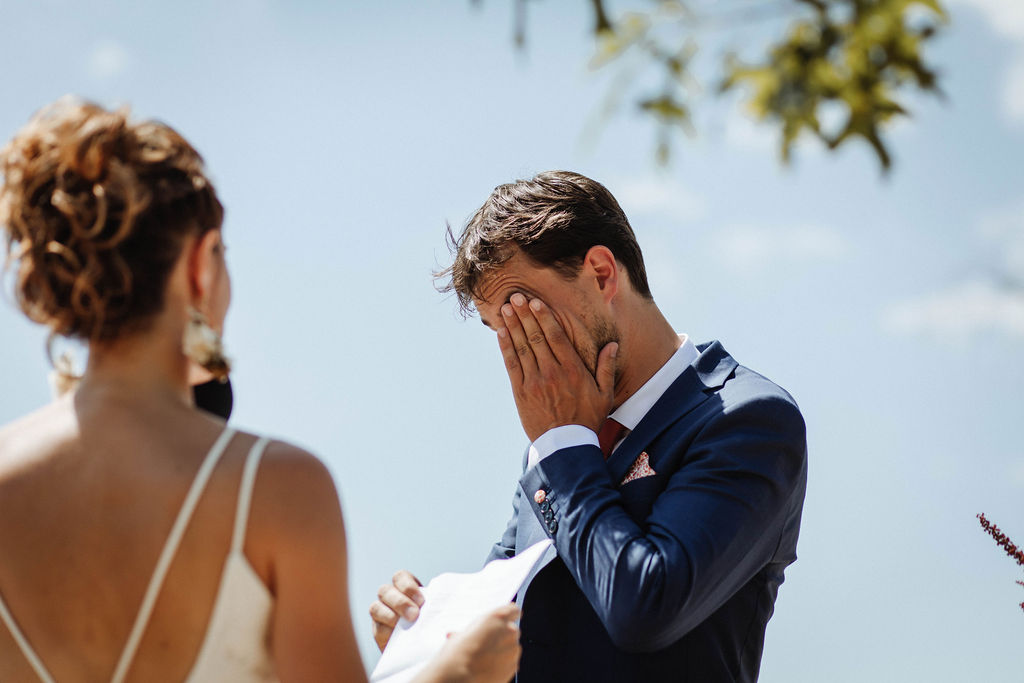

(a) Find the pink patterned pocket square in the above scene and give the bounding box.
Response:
[620,451,656,485]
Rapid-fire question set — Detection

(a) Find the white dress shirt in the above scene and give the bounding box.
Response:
[527,334,699,469]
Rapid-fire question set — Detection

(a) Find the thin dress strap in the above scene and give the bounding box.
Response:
[0,427,237,683]
[108,427,237,683]
[0,592,56,683]
[231,437,270,554]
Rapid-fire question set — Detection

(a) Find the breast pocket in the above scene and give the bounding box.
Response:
[618,473,667,521]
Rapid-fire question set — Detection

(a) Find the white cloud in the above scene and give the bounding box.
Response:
[884,200,1024,343]
[949,0,1024,40]
[949,0,1024,123]
[882,280,1024,341]
[87,41,131,80]
[711,224,850,273]
[1004,56,1024,124]
[978,199,1024,274]
[613,176,706,224]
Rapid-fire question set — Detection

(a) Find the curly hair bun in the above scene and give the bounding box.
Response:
[0,97,223,342]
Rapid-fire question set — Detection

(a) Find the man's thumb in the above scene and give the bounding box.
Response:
[596,342,618,395]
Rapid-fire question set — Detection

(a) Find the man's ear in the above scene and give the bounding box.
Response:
[583,245,619,303]
[187,229,222,306]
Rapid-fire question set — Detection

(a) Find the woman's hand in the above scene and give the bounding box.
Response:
[417,604,522,683]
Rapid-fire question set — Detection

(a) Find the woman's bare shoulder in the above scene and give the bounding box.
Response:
[0,399,77,474]
[251,438,337,499]
[244,436,345,544]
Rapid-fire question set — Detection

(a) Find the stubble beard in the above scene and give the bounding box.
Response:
[578,314,620,383]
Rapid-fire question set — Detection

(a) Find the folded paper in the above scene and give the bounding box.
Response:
[370,539,553,683]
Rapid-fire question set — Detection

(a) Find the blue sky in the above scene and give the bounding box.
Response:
[1,1,1022,679]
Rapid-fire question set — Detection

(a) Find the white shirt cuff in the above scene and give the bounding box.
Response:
[527,424,600,470]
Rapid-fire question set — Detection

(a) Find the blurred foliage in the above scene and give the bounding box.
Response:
[483,0,948,171]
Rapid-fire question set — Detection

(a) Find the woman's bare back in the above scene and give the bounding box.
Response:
[0,394,275,682]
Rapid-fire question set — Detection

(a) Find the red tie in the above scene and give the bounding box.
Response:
[597,418,628,459]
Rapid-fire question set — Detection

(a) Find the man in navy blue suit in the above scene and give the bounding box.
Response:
[371,171,807,682]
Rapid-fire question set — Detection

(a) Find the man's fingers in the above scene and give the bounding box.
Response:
[497,326,524,386]
[528,298,577,365]
[501,296,538,375]
[370,570,422,653]
[376,583,422,622]
[369,600,400,629]
[392,570,425,605]
[513,295,557,368]
[596,341,618,399]
[370,600,397,653]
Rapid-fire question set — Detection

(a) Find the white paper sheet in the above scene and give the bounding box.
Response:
[370,539,553,683]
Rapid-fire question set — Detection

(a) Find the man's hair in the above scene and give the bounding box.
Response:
[438,170,652,316]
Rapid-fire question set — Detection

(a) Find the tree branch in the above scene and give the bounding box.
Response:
[590,0,614,33]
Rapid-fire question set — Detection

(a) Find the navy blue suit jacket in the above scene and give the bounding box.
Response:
[487,341,807,683]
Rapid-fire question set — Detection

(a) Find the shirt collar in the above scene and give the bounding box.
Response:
[610,334,698,431]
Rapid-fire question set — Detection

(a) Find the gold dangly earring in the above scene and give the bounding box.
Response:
[46,334,82,398]
[183,307,231,382]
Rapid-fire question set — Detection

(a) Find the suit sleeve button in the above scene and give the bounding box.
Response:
[539,501,551,513]
[543,509,554,523]
[547,520,558,533]
[533,489,547,504]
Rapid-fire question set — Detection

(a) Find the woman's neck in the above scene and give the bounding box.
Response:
[78,325,193,408]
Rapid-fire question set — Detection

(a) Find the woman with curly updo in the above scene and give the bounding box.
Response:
[0,100,520,683]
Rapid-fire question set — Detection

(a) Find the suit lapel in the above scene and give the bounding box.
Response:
[606,341,737,484]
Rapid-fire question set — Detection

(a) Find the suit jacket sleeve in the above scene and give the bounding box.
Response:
[518,392,807,652]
